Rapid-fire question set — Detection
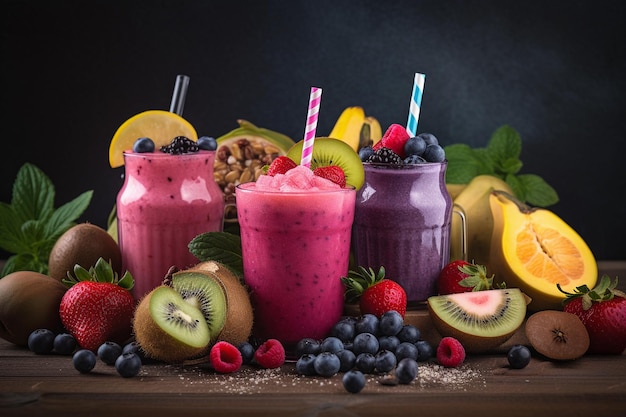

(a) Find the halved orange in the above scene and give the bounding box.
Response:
[108,110,198,167]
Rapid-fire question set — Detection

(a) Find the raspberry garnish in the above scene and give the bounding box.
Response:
[210,341,243,373]
[254,339,286,369]
[436,337,466,368]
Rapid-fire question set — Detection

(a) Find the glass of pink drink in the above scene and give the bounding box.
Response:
[236,166,356,347]
[117,151,224,301]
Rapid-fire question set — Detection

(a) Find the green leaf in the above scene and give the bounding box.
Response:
[486,125,521,162]
[11,163,55,224]
[1,253,47,276]
[443,144,484,183]
[515,174,559,207]
[44,190,93,240]
[495,157,523,176]
[188,232,243,277]
[0,203,29,254]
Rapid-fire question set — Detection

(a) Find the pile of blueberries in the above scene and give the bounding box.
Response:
[294,311,431,393]
[359,132,446,165]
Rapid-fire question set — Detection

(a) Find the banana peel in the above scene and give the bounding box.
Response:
[329,107,382,152]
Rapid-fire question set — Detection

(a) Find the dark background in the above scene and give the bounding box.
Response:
[2,0,625,261]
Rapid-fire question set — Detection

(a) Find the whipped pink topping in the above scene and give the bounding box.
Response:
[255,165,341,192]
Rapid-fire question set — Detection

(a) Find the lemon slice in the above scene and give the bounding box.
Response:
[109,110,198,167]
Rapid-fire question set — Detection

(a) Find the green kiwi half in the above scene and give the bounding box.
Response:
[170,271,227,341]
[427,288,527,353]
[133,285,211,363]
[286,137,365,190]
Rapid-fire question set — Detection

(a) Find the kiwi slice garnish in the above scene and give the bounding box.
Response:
[525,310,590,360]
[170,271,227,341]
[286,137,365,190]
[427,288,527,353]
[133,285,211,363]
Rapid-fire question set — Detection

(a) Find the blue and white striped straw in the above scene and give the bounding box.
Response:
[406,72,425,137]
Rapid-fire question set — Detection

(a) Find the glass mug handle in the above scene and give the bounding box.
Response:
[450,203,468,262]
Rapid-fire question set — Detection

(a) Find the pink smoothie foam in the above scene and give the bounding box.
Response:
[236,166,355,345]
[117,151,224,300]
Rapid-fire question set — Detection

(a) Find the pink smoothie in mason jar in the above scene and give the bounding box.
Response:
[236,166,356,347]
[117,150,224,300]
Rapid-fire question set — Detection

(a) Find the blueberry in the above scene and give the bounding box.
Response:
[336,349,357,372]
[378,335,400,353]
[404,136,426,157]
[197,136,217,151]
[403,154,427,165]
[115,352,142,378]
[342,370,366,393]
[352,332,379,356]
[238,342,255,365]
[97,341,122,366]
[397,325,421,344]
[133,137,155,153]
[355,353,376,374]
[378,310,403,336]
[354,314,379,335]
[73,349,97,373]
[27,329,55,354]
[320,336,344,354]
[358,146,375,162]
[295,338,321,357]
[374,349,397,373]
[53,333,77,355]
[507,344,532,369]
[395,342,419,362]
[329,318,355,343]
[313,352,341,377]
[415,340,434,361]
[395,358,418,384]
[122,341,148,363]
[422,144,446,162]
[295,353,317,376]
[417,132,438,146]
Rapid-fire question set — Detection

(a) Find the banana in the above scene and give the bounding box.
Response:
[359,116,382,149]
[450,175,513,267]
[328,106,365,151]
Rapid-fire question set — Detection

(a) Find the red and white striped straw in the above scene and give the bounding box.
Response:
[300,87,322,168]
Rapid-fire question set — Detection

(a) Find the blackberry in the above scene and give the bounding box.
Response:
[160,136,199,154]
[366,148,402,165]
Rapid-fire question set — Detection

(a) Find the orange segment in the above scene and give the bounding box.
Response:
[108,110,198,168]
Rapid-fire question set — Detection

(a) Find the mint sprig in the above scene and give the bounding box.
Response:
[188,231,243,277]
[0,163,93,277]
[444,125,559,207]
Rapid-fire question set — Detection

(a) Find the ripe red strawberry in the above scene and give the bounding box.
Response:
[267,155,297,176]
[341,266,407,318]
[59,258,135,352]
[437,260,500,295]
[559,275,626,355]
[313,165,346,187]
[373,124,410,158]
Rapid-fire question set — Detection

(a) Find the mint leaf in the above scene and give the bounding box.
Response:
[0,203,29,254]
[188,232,243,277]
[496,157,523,175]
[1,253,46,276]
[486,125,521,162]
[515,174,559,207]
[444,144,486,183]
[11,163,55,224]
[44,190,94,240]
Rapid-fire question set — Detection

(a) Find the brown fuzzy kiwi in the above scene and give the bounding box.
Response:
[185,261,254,346]
[525,310,590,361]
[132,285,211,363]
[48,223,122,281]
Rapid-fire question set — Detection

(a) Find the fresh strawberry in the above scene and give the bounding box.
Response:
[266,156,297,176]
[373,124,410,158]
[59,257,135,352]
[313,165,346,187]
[341,266,407,318]
[559,275,626,355]
[437,260,500,295]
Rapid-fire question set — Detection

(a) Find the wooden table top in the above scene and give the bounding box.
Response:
[1,261,625,417]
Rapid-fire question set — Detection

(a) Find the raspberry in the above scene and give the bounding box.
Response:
[254,339,286,368]
[210,341,243,373]
[436,337,466,368]
[376,124,410,158]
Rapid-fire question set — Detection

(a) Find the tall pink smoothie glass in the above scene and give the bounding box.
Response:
[236,182,356,347]
[117,151,224,300]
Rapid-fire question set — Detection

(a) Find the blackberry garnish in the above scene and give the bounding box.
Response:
[160,136,199,154]
[366,148,403,165]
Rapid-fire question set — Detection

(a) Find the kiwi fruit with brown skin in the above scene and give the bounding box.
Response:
[132,285,211,363]
[525,310,590,360]
[286,137,365,190]
[0,271,67,345]
[184,261,254,346]
[48,223,122,281]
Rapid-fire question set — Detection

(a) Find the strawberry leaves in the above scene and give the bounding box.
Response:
[62,257,134,290]
[558,275,626,311]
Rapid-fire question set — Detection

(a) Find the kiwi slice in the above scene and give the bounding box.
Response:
[525,310,590,360]
[170,271,227,342]
[133,285,211,363]
[427,288,527,353]
[286,137,365,190]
